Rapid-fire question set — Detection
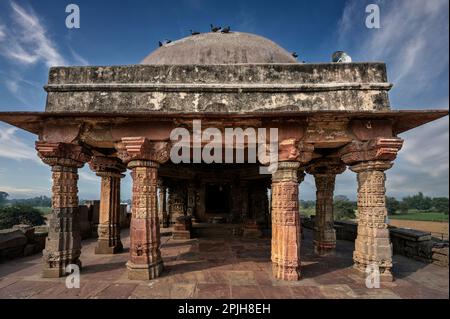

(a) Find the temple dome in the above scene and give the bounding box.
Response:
[141,32,298,65]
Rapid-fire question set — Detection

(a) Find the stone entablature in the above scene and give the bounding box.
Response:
[44,63,391,113]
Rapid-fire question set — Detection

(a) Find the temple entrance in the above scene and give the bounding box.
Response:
[205,183,230,218]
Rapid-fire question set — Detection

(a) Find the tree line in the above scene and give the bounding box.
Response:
[300,192,449,221]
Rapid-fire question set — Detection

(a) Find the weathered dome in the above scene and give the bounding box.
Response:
[141,32,298,65]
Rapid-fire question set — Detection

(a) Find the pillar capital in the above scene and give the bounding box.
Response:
[350,160,393,173]
[35,141,92,168]
[306,158,346,176]
[340,137,403,166]
[117,137,170,165]
[278,139,314,164]
[89,156,126,177]
[272,161,303,183]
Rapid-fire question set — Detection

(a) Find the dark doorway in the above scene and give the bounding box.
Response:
[205,184,230,215]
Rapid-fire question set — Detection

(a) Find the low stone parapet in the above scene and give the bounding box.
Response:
[300,217,448,268]
[0,224,48,262]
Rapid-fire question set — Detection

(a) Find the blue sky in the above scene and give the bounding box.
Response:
[0,0,448,200]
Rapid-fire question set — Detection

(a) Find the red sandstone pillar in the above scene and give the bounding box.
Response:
[36,142,91,278]
[341,137,403,282]
[306,159,346,255]
[271,162,303,280]
[128,160,163,279]
[118,137,170,280]
[89,156,126,254]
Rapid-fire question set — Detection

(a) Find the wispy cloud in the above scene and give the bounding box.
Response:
[0,23,6,41]
[0,124,40,162]
[331,0,449,199]
[336,0,449,106]
[79,171,99,183]
[0,2,66,67]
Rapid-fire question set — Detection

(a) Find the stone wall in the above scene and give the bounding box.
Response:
[0,203,130,262]
[0,224,48,262]
[301,217,449,267]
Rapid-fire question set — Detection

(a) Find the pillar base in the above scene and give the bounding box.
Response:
[42,259,82,278]
[352,264,394,283]
[314,241,336,256]
[126,261,163,280]
[172,230,191,239]
[95,240,123,254]
[272,262,300,281]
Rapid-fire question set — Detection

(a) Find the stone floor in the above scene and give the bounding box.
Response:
[0,227,448,299]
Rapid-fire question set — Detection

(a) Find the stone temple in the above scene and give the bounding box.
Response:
[0,31,447,282]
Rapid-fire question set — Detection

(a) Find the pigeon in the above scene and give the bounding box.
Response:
[190,30,200,35]
[292,52,298,58]
[210,24,221,32]
[158,39,172,47]
[221,26,231,33]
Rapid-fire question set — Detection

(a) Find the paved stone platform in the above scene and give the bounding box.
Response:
[0,228,448,299]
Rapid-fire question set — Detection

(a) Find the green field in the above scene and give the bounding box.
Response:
[390,211,448,222]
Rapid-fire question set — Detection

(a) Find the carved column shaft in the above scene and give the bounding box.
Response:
[307,160,345,256]
[36,142,90,278]
[313,174,337,255]
[89,157,125,255]
[128,160,163,280]
[351,161,393,281]
[271,162,302,281]
[341,137,403,282]
[158,183,169,228]
[96,172,123,254]
[118,137,170,280]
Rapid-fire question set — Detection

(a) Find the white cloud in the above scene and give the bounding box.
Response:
[0,2,66,67]
[0,125,40,162]
[79,171,99,183]
[0,24,6,41]
[337,0,449,106]
[0,185,49,197]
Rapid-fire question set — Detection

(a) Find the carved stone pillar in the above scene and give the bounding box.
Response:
[118,137,170,280]
[306,159,346,255]
[158,181,169,228]
[271,162,303,281]
[35,142,91,278]
[270,138,314,281]
[169,184,185,224]
[341,137,403,282]
[89,156,126,254]
[186,182,195,219]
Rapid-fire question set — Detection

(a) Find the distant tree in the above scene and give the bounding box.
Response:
[386,197,400,215]
[300,200,315,209]
[0,191,9,206]
[9,195,51,207]
[402,192,433,211]
[334,197,356,220]
[334,195,350,202]
[432,197,449,215]
[0,205,46,230]
[399,201,409,214]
